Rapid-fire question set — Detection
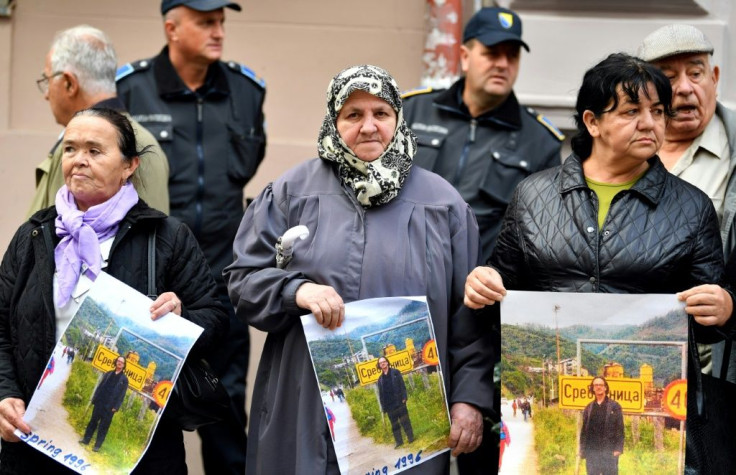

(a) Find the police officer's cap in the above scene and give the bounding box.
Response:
[463,7,529,52]
[161,0,241,15]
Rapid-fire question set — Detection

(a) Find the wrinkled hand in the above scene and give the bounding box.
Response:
[448,402,483,456]
[0,398,30,442]
[464,266,507,310]
[150,292,183,320]
[296,283,344,330]
[677,284,733,327]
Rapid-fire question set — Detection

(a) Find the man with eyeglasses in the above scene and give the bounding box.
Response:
[29,25,170,218]
[579,377,624,475]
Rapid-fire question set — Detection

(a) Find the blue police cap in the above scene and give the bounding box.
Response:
[161,0,241,15]
[463,7,530,52]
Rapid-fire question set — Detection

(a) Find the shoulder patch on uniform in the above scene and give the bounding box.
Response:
[226,61,266,89]
[526,107,565,141]
[401,86,433,99]
[115,60,152,82]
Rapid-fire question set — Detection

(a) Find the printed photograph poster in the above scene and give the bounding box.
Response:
[499,291,688,475]
[17,272,203,474]
[301,296,450,475]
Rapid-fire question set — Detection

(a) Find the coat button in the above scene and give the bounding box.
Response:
[603,230,610,237]
[31,230,39,237]
[492,151,500,159]
[160,130,169,139]
[139,60,148,68]
[431,138,440,146]
[586,226,595,233]
[589,277,596,283]
[519,160,528,168]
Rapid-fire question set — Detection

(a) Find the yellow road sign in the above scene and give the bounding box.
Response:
[558,375,644,412]
[422,339,439,366]
[153,380,174,407]
[662,379,687,420]
[356,350,414,386]
[92,346,147,392]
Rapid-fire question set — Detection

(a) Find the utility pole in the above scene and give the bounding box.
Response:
[554,304,561,369]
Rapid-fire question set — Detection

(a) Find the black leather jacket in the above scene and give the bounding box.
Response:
[403,80,563,261]
[491,153,725,296]
[117,47,266,295]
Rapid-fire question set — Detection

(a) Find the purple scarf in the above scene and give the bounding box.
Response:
[54,182,139,307]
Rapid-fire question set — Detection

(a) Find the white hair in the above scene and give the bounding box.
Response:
[50,25,117,96]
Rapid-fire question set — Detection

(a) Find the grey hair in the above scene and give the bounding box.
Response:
[50,25,117,96]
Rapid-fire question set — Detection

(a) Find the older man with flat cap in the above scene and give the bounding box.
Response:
[639,25,736,258]
[639,24,736,475]
[117,1,267,473]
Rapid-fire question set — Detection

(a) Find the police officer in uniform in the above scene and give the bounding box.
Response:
[116,1,266,473]
[403,6,563,264]
[403,7,563,474]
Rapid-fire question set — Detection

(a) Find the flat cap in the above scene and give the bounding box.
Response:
[638,24,714,62]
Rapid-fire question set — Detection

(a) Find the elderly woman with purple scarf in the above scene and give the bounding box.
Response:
[0,107,227,474]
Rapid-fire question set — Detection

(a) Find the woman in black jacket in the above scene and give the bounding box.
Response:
[0,108,227,474]
[464,53,734,473]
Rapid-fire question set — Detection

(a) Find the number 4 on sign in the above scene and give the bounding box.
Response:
[662,379,687,421]
[422,340,439,366]
[153,380,174,407]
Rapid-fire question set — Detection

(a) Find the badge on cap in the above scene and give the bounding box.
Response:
[499,12,514,29]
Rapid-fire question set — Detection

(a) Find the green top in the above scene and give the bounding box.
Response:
[586,174,642,229]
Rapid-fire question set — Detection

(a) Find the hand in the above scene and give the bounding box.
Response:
[464,266,507,309]
[296,283,344,330]
[150,292,182,320]
[613,451,622,457]
[0,397,31,442]
[448,402,483,456]
[677,284,733,327]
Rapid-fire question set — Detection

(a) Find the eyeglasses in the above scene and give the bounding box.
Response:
[36,71,63,94]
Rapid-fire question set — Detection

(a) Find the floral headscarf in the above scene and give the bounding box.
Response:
[317,65,417,208]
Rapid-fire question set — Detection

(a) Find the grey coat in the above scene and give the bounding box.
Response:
[225,159,494,474]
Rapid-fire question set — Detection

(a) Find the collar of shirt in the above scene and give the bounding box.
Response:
[153,46,230,99]
[434,77,522,129]
[671,113,728,175]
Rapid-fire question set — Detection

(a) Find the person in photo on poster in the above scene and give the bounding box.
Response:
[376,356,415,449]
[463,52,734,472]
[79,356,129,452]
[579,376,624,475]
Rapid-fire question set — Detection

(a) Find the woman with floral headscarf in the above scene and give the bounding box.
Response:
[226,65,494,474]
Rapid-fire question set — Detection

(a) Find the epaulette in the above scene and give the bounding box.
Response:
[401,86,433,99]
[115,60,152,82]
[226,61,266,89]
[526,107,565,141]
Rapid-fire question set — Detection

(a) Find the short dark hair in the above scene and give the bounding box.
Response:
[571,52,673,159]
[72,107,147,161]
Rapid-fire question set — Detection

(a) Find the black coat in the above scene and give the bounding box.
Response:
[117,47,266,295]
[579,397,624,458]
[377,367,407,413]
[0,201,228,474]
[403,80,562,261]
